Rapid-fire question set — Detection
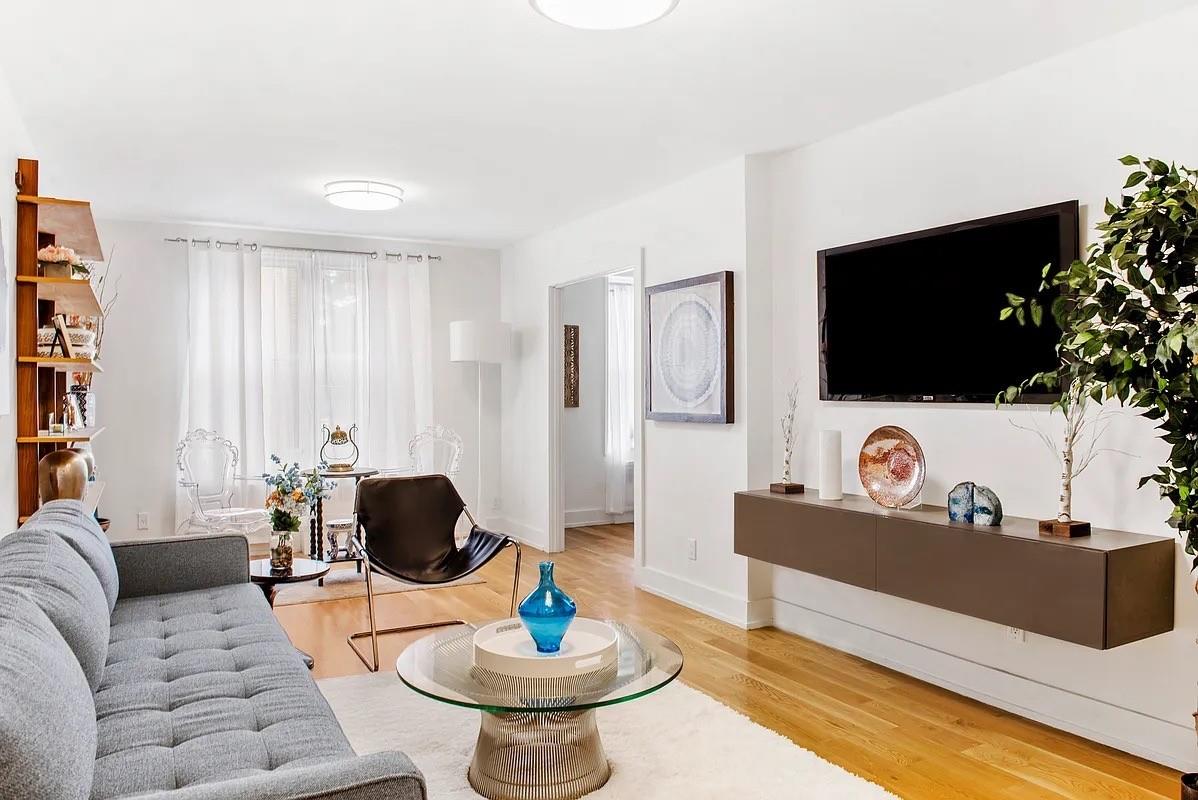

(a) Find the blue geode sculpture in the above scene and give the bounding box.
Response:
[973,484,1003,525]
[948,482,976,523]
[947,482,1003,526]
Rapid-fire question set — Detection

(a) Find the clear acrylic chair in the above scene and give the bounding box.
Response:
[407,425,464,479]
[176,429,269,536]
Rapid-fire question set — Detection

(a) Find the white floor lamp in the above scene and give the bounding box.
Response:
[449,320,511,517]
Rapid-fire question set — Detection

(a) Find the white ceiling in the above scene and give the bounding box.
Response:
[2,1,1192,246]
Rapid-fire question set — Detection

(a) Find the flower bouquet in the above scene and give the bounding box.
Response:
[37,245,90,279]
[264,455,333,571]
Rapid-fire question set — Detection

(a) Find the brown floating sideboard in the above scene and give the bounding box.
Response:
[734,490,1175,649]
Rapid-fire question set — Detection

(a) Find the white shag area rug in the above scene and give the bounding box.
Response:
[318,672,895,799]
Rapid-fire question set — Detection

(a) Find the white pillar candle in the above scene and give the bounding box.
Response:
[819,430,843,500]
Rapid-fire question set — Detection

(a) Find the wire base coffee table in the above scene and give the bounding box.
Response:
[396,620,683,800]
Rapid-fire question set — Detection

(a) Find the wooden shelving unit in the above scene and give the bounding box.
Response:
[14,159,106,520]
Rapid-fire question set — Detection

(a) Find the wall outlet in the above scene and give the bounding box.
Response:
[687,538,697,561]
[1005,626,1026,643]
[136,512,149,531]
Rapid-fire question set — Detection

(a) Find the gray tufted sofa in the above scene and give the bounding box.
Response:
[0,500,426,800]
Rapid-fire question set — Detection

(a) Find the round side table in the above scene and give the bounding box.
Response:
[250,558,330,669]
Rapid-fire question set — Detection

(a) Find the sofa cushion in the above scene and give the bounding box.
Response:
[0,528,111,690]
[92,583,353,799]
[0,589,97,800]
[24,499,118,612]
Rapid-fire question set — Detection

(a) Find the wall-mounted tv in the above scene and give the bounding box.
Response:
[818,201,1078,403]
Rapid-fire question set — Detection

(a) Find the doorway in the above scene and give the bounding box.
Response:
[547,257,644,565]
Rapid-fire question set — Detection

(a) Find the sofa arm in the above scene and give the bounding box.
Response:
[132,751,426,800]
[111,533,249,599]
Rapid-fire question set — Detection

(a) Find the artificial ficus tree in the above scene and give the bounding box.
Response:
[1001,156,1198,563]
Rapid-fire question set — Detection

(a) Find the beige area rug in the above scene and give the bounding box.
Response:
[319,671,896,799]
[273,564,484,606]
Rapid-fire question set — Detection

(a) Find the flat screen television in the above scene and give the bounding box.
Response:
[818,201,1077,403]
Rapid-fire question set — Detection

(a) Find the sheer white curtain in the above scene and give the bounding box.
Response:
[604,275,635,514]
[179,243,266,525]
[364,255,434,469]
[181,244,434,526]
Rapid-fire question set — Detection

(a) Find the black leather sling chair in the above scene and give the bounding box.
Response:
[347,474,522,671]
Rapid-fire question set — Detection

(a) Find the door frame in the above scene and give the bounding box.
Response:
[546,249,645,567]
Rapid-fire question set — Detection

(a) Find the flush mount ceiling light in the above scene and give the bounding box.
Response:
[530,0,679,30]
[324,180,404,211]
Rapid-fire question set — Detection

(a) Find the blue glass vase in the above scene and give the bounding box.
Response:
[517,561,577,653]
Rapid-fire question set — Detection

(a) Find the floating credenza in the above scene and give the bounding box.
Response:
[734,490,1174,649]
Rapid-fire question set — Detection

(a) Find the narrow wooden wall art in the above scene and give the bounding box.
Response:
[564,324,580,408]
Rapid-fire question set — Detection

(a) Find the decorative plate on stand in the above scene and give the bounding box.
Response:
[858,426,926,508]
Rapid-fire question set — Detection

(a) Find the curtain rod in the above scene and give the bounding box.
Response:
[163,237,443,262]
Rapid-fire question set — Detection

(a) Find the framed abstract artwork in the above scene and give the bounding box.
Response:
[644,270,733,423]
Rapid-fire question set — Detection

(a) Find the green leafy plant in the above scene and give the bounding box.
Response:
[999,156,1198,563]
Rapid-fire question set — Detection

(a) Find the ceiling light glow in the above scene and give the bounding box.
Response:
[324,180,404,211]
[530,0,679,30]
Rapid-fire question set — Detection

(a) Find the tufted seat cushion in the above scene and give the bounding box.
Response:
[91,583,354,800]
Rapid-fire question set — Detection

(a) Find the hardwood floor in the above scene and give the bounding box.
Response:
[275,523,1180,799]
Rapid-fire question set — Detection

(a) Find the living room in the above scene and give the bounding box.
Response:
[2,2,1197,798]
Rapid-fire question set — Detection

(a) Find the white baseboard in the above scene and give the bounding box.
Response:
[564,508,634,527]
[768,597,1196,772]
[634,565,767,629]
[486,517,550,551]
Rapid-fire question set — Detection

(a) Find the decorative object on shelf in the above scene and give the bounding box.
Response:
[772,380,804,494]
[517,561,577,654]
[996,156,1195,557]
[68,384,95,428]
[67,250,120,398]
[645,271,733,423]
[973,484,1003,525]
[38,324,95,354]
[947,481,1004,526]
[320,424,360,472]
[264,454,334,570]
[858,425,925,508]
[947,481,975,523]
[36,244,87,279]
[1007,382,1130,538]
[564,324,580,408]
[65,446,96,481]
[47,412,65,435]
[818,429,843,500]
[37,450,88,502]
[62,392,83,429]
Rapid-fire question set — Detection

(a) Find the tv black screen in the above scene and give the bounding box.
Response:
[818,201,1077,403]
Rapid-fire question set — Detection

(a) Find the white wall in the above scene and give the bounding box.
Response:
[765,6,1198,770]
[0,66,34,531]
[560,277,610,525]
[499,158,772,625]
[92,219,501,540]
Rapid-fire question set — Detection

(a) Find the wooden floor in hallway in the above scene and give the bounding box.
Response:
[274,523,1180,799]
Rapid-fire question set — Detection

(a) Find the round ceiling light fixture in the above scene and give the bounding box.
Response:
[324,180,404,211]
[529,0,679,30]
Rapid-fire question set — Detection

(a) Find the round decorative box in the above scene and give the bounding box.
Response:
[472,617,618,679]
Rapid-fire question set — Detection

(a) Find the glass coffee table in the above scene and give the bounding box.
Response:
[396,620,683,800]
